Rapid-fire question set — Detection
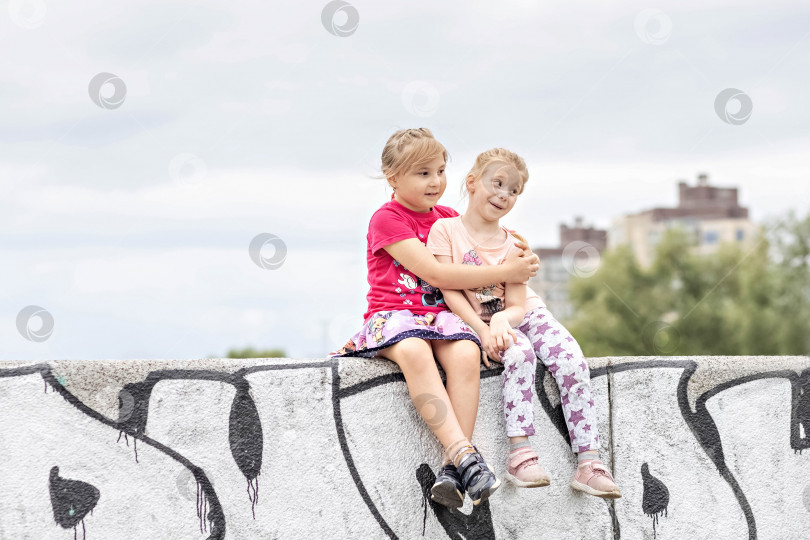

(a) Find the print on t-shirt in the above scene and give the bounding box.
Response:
[462,249,504,317]
[392,260,446,308]
[419,278,444,307]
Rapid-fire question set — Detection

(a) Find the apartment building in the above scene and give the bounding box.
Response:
[529,174,757,321]
[609,173,758,267]
[529,217,607,322]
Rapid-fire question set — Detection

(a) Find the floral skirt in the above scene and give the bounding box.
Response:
[330,310,481,358]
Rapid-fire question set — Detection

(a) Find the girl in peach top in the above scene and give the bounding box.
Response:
[427,148,621,499]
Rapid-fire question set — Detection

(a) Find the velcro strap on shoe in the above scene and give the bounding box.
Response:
[458,453,486,488]
[510,448,539,469]
[436,463,462,485]
[590,461,613,479]
[515,456,539,471]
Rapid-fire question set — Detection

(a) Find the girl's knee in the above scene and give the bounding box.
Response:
[458,340,482,362]
[435,339,479,360]
[387,338,434,369]
[460,354,482,375]
[438,341,481,377]
[453,351,482,374]
[504,338,536,368]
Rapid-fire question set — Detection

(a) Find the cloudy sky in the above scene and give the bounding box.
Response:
[2,0,809,360]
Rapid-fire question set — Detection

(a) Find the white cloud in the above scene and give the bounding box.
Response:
[4,166,382,235]
[0,245,367,359]
[2,0,809,361]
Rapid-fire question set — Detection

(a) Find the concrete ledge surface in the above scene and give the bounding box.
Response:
[1,356,808,539]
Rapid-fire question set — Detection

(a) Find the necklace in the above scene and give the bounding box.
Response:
[460,214,509,251]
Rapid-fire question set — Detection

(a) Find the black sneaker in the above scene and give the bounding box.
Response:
[456,448,501,505]
[430,462,465,508]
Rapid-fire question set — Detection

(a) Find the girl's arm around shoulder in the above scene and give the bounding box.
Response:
[384,238,538,290]
[505,230,540,283]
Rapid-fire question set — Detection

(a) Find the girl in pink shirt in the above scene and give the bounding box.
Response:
[332,129,539,507]
[427,148,622,499]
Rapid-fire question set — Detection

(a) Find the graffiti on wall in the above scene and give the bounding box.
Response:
[49,466,100,540]
[0,356,808,539]
[641,463,669,538]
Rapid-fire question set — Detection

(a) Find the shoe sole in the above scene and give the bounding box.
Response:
[504,471,551,488]
[430,482,464,508]
[570,479,622,499]
[471,477,501,506]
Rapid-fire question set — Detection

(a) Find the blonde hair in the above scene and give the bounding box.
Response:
[380,128,448,181]
[464,148,529,194]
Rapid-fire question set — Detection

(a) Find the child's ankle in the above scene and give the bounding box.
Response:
[509,437,532,454]
[577,450,599,464]
[451,445,477,469]
[444,439,472,466]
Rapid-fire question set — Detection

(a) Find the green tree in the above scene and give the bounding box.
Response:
[768,210,810,352]
[226,346,286,359]
[567,212,810,356]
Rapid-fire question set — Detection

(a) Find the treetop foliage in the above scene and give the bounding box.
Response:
[567,211,810,356]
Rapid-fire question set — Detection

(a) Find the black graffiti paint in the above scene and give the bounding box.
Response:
[49,466,100,540]
[332,359,504,540]
[117,368,267,520]
[415,464,496,540]
[102,362,329,529]
[118,381,152,437]
[8,355,810,540]
[0,364,226,540]
[607,498,621,540]
[572,359,810,540]
[536,359,734,539]
[331,360,398,539]
[116,431,139,463]
[197,479,210,534]
[795,368,810,453]
[679,365,801,540]
[641,462,669,538]
[229,383,263,519]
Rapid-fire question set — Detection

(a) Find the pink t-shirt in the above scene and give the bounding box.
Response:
[363,200,459,321]
[427,216,545,322]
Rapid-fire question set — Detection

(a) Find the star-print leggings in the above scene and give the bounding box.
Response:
[498,307,598,453]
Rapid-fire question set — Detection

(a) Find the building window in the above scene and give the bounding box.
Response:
[703,231,718,244]
[736,229,744,241]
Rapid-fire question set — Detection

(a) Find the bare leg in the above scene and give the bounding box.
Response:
[379,337,467,451]
[383,338,501,506]
[432,339,481,442]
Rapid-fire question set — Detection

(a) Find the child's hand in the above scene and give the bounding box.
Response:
[489,312,518,352]
[477,331,499,367]
[503,249,539,282]
[513,240,540,269]
[510,239,540,264]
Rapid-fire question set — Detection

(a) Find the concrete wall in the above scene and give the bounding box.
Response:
[1,356,809,539]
